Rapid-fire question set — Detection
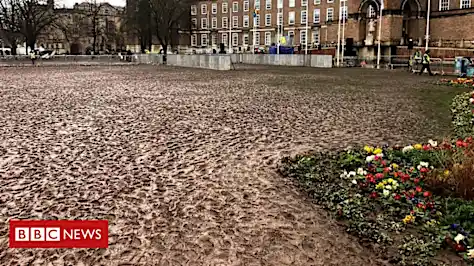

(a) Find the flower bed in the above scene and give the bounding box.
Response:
[439,78,474,88]
[280,91,474,266]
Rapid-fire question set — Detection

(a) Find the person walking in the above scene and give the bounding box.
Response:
[419,49,433,76]
[29,50,36,65]
[413,50,422,73]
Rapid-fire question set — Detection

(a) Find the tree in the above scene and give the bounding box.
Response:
[0,0,21,54]
[82,0,105,53]
[124,0,152,53]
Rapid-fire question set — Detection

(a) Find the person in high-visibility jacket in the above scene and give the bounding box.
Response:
[419,49,434,76]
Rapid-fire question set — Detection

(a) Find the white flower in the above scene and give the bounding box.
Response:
[340,170,348,178]
[428,139,438,147]
[357,168,365,175]
[366,155,375,162]
[348,171,356,177]
[455,234,465,244]
[383,189,390,197]
[385,185,392,190]
[352,179,358,185]
[470,98,474,103]
[402,145,414,153]
[420,161,429,168]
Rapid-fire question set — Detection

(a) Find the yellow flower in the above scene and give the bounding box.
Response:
[403,215,415,224]
[387,178,394,184]
[468,249,474,259]
[392,163,399,169]
[373,148,383,155]
[375,182,385,190]
[444,170,450,176]
[414,144,423,150]
[364,145,374,153]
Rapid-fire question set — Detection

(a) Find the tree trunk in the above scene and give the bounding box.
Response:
[11,43,17,55]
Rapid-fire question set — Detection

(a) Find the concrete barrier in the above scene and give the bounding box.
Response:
[134,54,163,64]
[166,55,231,70]
[237,54,331,68]
[310,55,332,68]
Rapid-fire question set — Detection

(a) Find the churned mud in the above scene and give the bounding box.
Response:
[0,65,451,265]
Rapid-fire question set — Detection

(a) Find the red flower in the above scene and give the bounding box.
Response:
[401,173,410,182]
[416,186,423,193]
[365,173,374,180]
[394,194,401,201]
[466,136,473,144]
[369,177,376,184]
[420,168,429,173]
[423,191,431,197]
[414,178,420,184]
[369,192,378,199]
[417,203,426,209]
[410,210,415,215]
[423,145,431,151]
[394,172,399,178]
[381,160,387,166]
[359,182,368,188]
[454,243,466,252]
[426,202,434,209]
[383,167,391,173]
[456,139,465,147]
[375,173,384,179]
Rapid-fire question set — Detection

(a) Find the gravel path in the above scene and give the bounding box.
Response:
[0,65,448,265]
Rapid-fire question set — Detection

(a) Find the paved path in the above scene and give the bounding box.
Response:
[0,65,445,265]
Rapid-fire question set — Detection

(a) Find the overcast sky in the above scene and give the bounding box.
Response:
[57,0,126,8]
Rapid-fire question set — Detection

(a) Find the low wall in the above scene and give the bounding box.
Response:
[232,54,332,68]
[134,54,163,64]
[166,55,231,70]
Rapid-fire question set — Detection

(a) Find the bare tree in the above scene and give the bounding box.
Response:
[124,0,152,53]
[0,0,21,54]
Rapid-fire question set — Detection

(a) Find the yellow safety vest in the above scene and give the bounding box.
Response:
[423,54,430,64]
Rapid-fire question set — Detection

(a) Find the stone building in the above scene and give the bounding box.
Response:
[190,0,474,56]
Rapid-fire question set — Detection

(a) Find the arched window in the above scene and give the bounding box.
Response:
[368,5,376,18]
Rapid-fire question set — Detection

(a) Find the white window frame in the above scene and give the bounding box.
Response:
[191,18,197,29]
[254,32,260,45]
[255,14,260,26]
[368,5,376,18]
[327,8,334,21]
[201,18,208,28]
[312,29,319,44]
[233,16,239,27]
[277,12,283,25]
[212,17,217,28]
[201,4,207,15]
[191,34,197,46]
[314,0,320,4]
[301,10,307,24]
[289,0,295,7]
[222,2,228,13]
[461,0,470,8]
[212,34,218,45]
[222,33,228,45]
[327,0,334,3]
[191,5,197,15]
[222,17,228,28]
[341,5,348,20]
[201,34,208,46]
[244,33,249,45]
[244,15,249,27]
[439,0,449,10]
[255,0,260,9]
[265,32,272,45]
[232,33,238,46]
[300,30,306,45]
[266,0,271,9]
[233,1,238,12]
[244,1,249,11]
[265,13,271,26]
[301,0,307,6]
[212,3,217,14]
[289,11,295,25]
[313,9,320,23]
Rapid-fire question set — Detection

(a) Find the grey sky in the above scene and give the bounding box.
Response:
[56,0,126,8]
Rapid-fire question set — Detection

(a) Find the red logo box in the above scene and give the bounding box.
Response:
[9,220,108,248]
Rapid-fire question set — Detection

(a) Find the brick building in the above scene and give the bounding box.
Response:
[190,0,474,57]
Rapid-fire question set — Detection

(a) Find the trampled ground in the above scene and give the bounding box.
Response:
[0,65,464,265]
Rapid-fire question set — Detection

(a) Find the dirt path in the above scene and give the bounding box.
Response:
[0,65,449,265]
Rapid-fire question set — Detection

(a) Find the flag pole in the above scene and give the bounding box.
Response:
[376,1,383,69]
[341,0,345,65]
[336,0,341,67]
[229,1,232,53]
[305,3,308,55]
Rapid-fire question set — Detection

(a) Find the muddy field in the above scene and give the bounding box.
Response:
[0,65,460,265]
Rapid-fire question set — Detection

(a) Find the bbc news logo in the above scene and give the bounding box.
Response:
[9,220,108,248]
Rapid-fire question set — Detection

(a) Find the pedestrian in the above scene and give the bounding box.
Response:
[29,50,36,65]
[413,50,422,72]
[419,49,434,76]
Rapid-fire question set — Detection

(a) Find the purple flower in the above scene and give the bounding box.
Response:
[451,224,460,230]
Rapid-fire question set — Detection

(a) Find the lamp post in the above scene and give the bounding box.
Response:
[425,0,430,50]
[376,0,384,69]
[277,0,282,55]
[336,0,342,66]
[305,2,308,55]
[341,0,346,65]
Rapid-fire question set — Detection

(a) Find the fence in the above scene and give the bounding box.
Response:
[0,55,130,66]
[230,54,333,68]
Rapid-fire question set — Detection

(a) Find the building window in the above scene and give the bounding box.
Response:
[191,5,197,15]
[289,0,295,7]
[300,30,307,45]
[313,9,320,23]
[222,17,228,28]
[244,0,249,11]
[201,18,208,28]
[312,29,319,44]
[233,1,238,12]
[254,32,260,45]
[201,4,207,14]
[255,0,260,9]
[212,34,218,45]
[191,18,197,29]
[302,0,307,6]
[461,0,470,8]
[266,0,271,9]
[368,5,376,18]
[233,16,239,27]
[277,12,283,25]
[341,5,348,20]
[201,34,208,46]
[212,3,217,14]
[301,10,307,24]
[244,15,249,27]
[439,0,449,10]
[232,33,238,46]
[222,2,228,13]
[289,11,295,24]
[244,33,249,45]
[212,17,217,28]
[314,0,320,4]
[327,0,333,3]
[255,14,260,26]
[265,14,271,26]
[327,8,334,21]
[265,32,271,45]
[222,33,228,45]
[191,34,197,46]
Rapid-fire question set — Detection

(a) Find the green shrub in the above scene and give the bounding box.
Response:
[452,92,474,138]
